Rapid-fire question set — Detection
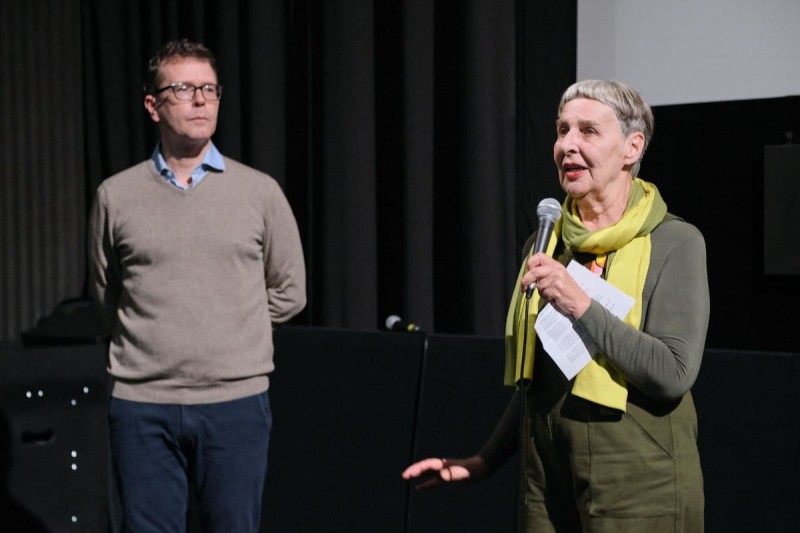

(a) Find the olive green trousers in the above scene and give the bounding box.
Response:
[518,391,704,533]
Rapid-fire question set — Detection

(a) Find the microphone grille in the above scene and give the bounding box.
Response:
[385,315,402,329]
[537,198,562,223]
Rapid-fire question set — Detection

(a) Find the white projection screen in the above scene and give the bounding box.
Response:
[577,0,800,106]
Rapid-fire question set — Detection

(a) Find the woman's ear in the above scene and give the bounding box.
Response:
[624,131,645,165]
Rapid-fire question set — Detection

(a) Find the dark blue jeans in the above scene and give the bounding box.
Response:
[109,392,272,533]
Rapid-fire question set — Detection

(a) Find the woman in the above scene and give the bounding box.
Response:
[402,80,710,532]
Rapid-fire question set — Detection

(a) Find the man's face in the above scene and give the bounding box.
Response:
[144,58,220,149]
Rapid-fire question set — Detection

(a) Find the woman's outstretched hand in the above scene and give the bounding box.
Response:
[401,455,489,490]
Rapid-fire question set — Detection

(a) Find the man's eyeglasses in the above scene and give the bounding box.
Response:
[154,83,223,101]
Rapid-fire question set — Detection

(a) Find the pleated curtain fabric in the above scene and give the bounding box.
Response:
[0,0,576,342]
[0,0,86,342]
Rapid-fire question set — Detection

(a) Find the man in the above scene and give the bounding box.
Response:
[89,40,306,532]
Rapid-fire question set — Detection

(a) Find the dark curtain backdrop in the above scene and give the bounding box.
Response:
[72,0,575,337]
[0,0,85,343]
[3,0,798,350]
[0,0,578,341]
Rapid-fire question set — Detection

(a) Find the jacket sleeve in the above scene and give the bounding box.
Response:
[576,220,710,402]
[477,390,522,472]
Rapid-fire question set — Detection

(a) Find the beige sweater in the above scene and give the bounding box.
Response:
[89,158,306,404]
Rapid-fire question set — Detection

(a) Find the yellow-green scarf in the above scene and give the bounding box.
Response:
[503,178,667,411]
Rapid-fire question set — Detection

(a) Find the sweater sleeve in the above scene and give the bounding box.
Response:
[88,185,121,330]
[576,220,710,402]
[263,183,307,323]
[477,390,521,472]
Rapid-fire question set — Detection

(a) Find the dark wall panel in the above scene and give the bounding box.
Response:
[645,96,800,352]
[1,331,798,532]
[693,349,800,533]
[406,334,517,532]
[262,327,426,532]
[0,344,110,532]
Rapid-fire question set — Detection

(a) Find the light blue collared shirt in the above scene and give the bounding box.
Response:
[151,142,226,190]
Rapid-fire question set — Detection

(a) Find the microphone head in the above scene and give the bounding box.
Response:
[385,315,402,330]
[537,198,562,223]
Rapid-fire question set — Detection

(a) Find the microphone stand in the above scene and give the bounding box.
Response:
[517,287,535,528]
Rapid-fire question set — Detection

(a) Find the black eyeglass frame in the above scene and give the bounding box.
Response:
[153,82,223,101]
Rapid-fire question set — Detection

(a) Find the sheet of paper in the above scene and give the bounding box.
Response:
[534,260,635,379]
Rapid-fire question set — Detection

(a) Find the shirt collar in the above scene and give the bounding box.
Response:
[151,142,226,188]
[201,143,225,172]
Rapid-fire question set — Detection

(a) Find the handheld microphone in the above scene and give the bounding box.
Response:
[526,198,562,299]
[385,315,421,332]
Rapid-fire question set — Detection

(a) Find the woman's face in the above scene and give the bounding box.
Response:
[553,97,642,205]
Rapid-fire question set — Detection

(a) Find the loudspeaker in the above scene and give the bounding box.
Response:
[0,344,110,532]
[764,144,800,275]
